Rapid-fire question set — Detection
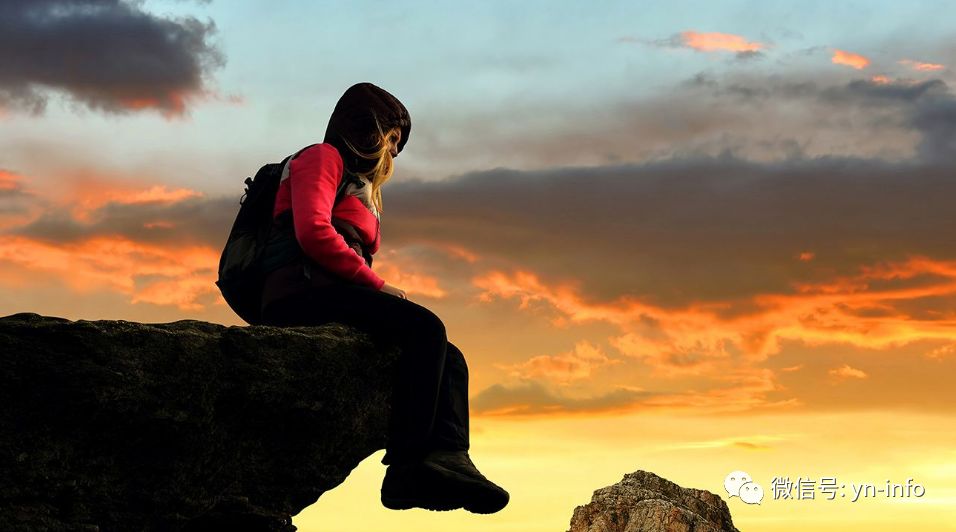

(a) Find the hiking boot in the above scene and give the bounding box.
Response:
[422,450,510,514]
[380,460,469,512]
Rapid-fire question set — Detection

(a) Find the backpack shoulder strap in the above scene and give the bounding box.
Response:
[279,143,317,183]
[280,143,358,207]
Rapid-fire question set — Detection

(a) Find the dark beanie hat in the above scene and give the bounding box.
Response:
[323,82,411,175]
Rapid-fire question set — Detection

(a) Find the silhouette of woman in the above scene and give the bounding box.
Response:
[258,82,509,514]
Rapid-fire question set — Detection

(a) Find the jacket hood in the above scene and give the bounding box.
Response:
[323,82,411,175]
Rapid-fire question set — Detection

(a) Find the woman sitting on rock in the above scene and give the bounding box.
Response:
[258,82,509,514]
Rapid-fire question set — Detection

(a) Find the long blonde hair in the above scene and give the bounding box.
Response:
[339,120,400,216]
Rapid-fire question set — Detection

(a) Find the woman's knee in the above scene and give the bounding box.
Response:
[445,341,468,377]
[404,302,447,342]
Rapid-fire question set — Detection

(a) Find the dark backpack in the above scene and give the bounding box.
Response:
[215,145,358,325]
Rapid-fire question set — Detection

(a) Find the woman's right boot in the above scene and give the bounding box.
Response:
[381,460,468,512]
[380,455,509,514]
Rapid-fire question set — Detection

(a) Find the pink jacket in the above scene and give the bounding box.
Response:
[271,143,385,290]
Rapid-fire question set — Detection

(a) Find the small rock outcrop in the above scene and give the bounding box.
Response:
[567,470,740,532]
[0,312,402,531]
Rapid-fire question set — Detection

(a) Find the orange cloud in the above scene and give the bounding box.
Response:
[473,268,741,377]
[925,343,956,360]
[610,330,730,377]
[374,261,447,299]
[644,367,799,412]
[58,177,203,222]
[831,49,870,70]
[870,75,891,84]
[899,59,945,72]
[798,251,815,262]
[473,255,956,380]
[493,340,621,385]
[0,169,220,312]
[680,31,764,52]
[131,276,220,309]
[0,234,220,311]
[440,243,479,263]
[0,170,20,191]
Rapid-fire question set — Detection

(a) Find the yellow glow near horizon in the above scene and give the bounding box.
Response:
[293,409,956,531]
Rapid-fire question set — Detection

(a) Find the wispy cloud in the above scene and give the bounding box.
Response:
[899,59,946,72]
[828,363,868,381]
[618,30,766,58]
[661,433,798,451]
[471,365,799,418]
[470,380,652,417]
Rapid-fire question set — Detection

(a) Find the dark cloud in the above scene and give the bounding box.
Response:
[383,149,956,307]
[823,78,949,104]
[10,195,235,246]
[0,0,223,115]
[687,73,948,106]
[910,92,956,162]
[407,71,944,180]
[676,74,956,163]
[734,50,764,61]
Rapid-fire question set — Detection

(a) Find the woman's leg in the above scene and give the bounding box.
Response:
[261,282,450,466]
[426,340,470,453]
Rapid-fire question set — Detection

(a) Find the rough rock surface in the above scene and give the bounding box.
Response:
[0,312,402,531]
[567,470,740,532]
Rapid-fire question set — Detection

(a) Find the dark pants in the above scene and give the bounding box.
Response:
[259,280,470,466]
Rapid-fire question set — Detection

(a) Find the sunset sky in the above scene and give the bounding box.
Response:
[2,1,956,530]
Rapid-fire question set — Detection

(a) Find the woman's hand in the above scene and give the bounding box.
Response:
[380,281,407,300]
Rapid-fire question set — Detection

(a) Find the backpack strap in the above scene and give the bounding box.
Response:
[280,143,362,203]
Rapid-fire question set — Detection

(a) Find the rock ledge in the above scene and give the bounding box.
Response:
[0,312,401,531]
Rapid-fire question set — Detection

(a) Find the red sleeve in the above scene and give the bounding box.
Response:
[289,144,386,290]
